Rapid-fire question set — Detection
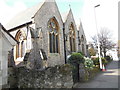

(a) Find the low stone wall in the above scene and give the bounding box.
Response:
[79,63,87,81]
[8,67,18,88]
[8,64,73,88]
[79,63,100,82]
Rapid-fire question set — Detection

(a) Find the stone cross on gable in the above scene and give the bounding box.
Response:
[69,4,71,9]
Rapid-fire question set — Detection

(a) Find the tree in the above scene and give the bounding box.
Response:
[88,48,96,56]
[92,27,115,57]
[88,42,96,56]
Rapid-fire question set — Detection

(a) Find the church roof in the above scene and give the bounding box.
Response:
[5,1,45,30]
[61,10,69,23]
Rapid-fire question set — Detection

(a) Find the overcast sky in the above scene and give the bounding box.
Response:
[0,0,118,43]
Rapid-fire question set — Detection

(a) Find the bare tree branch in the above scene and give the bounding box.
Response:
[92,27,115,57]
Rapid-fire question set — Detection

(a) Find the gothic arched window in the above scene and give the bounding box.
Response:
[15,30,26,58]
[48,17,59,53]
[69,23,76,52]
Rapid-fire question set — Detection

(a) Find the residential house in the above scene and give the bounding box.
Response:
[0,23,17,87]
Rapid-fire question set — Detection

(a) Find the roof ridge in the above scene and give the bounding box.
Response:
[5,0,45,30]
[60,9,70,23]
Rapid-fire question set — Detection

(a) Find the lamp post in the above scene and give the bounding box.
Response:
[94,4,103,70]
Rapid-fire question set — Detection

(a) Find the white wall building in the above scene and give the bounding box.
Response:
[0,23,17,88]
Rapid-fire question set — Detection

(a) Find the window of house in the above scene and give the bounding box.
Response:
[69,23,76,52]
[48,17,59,53]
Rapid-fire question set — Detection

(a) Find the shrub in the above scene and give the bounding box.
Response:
[88,48,96,56]
[68,53,85,64]
[91,57,99,66]
[77,51,84,56]
[92,57,108,66]
[101,57,108,65]
[84,58,95,69]
[105,55,113,62]
[68,53,85,83]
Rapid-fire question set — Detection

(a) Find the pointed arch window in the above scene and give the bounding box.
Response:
[69,23,76,52]
[48,17,59,53]
[15,30,26,58]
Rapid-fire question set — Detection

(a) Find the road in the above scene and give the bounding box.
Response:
[74,60,119,88]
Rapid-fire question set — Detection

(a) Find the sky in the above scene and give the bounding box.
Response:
[82,0,118,43]
[0,0,118,43]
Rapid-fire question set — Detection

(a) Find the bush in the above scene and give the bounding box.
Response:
[68,53,85,83]
[77,51,84,56]
[84,58,95,69]
[91,57,99,66]
[92,57,108,66]
[88,48,96,56]
[101,57,108,65]
[105,55,113,62]
[68,53,85,64]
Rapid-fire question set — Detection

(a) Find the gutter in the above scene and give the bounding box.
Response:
[7,21,32,32]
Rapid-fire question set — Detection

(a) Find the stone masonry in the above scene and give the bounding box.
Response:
[8,64,73,88]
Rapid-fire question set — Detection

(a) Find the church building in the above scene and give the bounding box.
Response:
[5,0,87,68]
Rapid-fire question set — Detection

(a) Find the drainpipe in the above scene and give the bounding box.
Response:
[63,23,67,64]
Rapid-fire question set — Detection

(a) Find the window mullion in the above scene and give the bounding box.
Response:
[48,18,59,53]
[72,37,73,52]
[51,33,53,53]
[73,38,75,52]
[70,36,72,52]
[56,35,58,53]
[55,34,56,53]
[53,33,55,53]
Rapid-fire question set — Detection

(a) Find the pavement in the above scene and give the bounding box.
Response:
[74,60,120,88]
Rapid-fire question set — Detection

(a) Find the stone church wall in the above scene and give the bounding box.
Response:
[64,10,79,56]
[8,64,73,88]
[34,1,65,67]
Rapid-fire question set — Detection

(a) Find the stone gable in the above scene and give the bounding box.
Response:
[34,1,65,66]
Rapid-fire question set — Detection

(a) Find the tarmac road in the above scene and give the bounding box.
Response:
[74,60,119,88]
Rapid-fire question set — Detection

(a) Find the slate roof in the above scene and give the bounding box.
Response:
[5,0,80,32]
[5,1,45,30]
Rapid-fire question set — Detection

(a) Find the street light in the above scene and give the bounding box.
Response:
[94,4,103,70]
